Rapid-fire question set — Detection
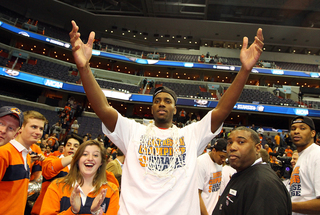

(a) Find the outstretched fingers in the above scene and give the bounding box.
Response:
[87,31,96,48]
[241,36,249,51]
[69,21,82,51]
[69,20,79,40]
[256,28,264,43]
[254,28,264,52]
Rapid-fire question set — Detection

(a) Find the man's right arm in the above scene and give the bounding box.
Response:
[42,156,72,179]
[69,20,118,132]
[199,190,209,215]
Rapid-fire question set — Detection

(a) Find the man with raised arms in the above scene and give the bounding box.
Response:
[69,20,264,215]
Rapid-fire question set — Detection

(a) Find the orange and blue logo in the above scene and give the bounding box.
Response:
[138,136,186,171]
[290,166,301,196]
[208,171,222,193]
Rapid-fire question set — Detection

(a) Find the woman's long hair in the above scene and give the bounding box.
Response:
[58,140,108,195]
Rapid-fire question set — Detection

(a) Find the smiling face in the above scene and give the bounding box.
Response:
[151,92,176,128]
[78,145,102,179]
[227,129,261,172]
[63,138,80,157]
[0,115,20,146]
[290,122,315,152]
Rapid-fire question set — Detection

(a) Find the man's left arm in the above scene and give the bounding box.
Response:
[210,28,264,133]
[292,199,320,214]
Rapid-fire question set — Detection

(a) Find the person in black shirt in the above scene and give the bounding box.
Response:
[212,126,291,215]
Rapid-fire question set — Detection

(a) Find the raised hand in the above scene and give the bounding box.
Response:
[240,28,264,72]
[90,188,107,213]
[69,20,95,69]
[70,184,81,213]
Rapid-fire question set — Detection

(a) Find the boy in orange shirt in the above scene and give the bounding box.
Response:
[0,110,45,214]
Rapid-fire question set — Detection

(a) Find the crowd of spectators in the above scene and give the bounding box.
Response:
[1,8,320,215]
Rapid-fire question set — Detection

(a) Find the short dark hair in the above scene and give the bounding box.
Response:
[231,126,260,145]
[63,133,83,146]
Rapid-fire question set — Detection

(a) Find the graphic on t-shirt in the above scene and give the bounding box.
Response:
[290,166,301,196]
[138,136,187,171]
[209,171,222,193]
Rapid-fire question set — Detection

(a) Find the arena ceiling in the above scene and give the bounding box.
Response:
[2,0,320,53]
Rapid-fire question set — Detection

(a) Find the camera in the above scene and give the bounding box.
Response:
[270,155,292,179]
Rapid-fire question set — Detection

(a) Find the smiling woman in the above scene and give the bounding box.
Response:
[40,140,119,215]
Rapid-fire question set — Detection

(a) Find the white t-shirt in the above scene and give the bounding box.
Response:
[257,127,264,134]
[220,164,236,195]
[290,143,320,215]
[71,123,79,132]
[197,153,222,215]
[102,110,222,215]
